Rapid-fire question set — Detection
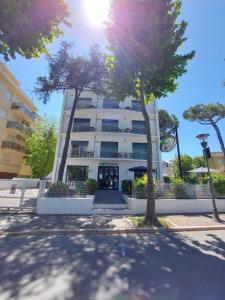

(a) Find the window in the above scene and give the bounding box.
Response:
[2,154,10,164]
[132,100,141,111]
[67,166,88,181]
[77,98,92,109]
[5,90,13,103]
[132,143,147,159]
[103,99,119,109]
[71,141,88,157]
[73,118,90,132]
[7,134,15,142]
[0,108,7,120]
[102,119,119,132]
[132,120,146,134]
[100,142,118,158]
[218,159,224,167]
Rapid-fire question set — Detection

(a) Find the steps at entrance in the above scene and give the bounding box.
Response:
[93,190,129,213]
[94,190,125,205]
[93,203,128,209]
[92,208,131,215]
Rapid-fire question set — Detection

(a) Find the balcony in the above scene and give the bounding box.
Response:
[71,148,94,158]
[7,121,33,135]
[12,102,36,121]
[100,148,147,160]
[72,124,95,132]
[1,141,24,153]
[132,125,146,135]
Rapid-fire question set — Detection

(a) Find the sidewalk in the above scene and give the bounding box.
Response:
[0,214,225,235]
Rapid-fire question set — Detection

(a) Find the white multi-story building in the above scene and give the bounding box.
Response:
[52,91,162,190]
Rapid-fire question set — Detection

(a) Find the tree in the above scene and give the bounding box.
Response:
[158,109,179,135]
[24,118,57,178]
[105,0,194,224]
[35,42,107,182]
[0,0,69,60]
[172,154,205,181]
[183,103,225,157]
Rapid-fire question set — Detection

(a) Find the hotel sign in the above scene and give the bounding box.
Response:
[160,135,176,152]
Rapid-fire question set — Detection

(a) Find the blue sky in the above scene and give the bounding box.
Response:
[5,0,225,161]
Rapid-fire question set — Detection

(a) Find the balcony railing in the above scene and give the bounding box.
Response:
[100,148,147,160]
[69,101,143,112]
[72,124,95,132]
[101,124,119,132]
[132,125,146,134]
[1,141,24,153]
[70,147,147,160]
[12,102,36,121]
[71,148,94,158]
[7,121,33,135]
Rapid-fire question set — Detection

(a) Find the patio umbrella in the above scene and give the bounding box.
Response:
[128,166,156,172]
[188,167,219,174]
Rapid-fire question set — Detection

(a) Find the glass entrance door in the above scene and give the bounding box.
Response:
[98,166,119,190]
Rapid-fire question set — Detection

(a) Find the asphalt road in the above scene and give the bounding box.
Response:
[0,230,225,300]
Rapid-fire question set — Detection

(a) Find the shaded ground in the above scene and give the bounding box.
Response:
[0,215,133,232]
[1,230,225,300]
[166,214,225,227]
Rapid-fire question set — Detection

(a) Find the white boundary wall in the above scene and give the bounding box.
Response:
[124,195,225,214]
[37,196,94,215]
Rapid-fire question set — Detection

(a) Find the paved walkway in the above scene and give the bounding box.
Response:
[0,215,133,232]
[166,214,225,227]
[1,214,225,233]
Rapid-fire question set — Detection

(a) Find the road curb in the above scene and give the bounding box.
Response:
[0,225,225,236]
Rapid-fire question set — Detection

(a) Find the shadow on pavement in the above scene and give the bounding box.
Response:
[0,225,225,300]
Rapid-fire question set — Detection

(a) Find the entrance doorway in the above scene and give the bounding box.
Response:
[98,166,119,190]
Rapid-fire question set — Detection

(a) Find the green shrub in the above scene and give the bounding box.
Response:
[211,173,225,195]
[121,180,132,195]
[86,178,97,195]
[46,182,71,197]
[133,175,157,199]
[187,174,198,184]
[170,177,188,198]
[163,176,171,183]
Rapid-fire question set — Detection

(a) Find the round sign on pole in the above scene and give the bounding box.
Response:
[160,135,177,152]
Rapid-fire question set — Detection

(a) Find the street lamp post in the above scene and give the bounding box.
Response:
[196,133,220,222]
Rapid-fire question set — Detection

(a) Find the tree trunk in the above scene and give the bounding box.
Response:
[212,122,225,157]
[57,89,80,182]
[139,81,157,225]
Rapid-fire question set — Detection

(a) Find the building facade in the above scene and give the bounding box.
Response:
[52,90,163,190]
[209,152,225,173]
[0,63,37,178]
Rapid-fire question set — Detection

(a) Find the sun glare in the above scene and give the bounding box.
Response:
[84,0,110,26]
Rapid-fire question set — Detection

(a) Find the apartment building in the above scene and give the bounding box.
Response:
[52,90,163,190]
[0,63,37,178]
[209,152,225,173]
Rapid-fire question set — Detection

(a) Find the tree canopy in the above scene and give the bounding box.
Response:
[35,42,107,181]
[172,154,205,181]
[105,0,194,224]
[24,118,57,178]
[183,103,225,156]
[0,0,69,60]
[158,109,179,134]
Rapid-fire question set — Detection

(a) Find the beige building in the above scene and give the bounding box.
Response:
[0,63,37,179]
[209,152,225,173]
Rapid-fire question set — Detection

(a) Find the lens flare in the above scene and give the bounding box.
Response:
[84,0,110,26]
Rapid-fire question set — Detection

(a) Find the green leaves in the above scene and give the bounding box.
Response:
[105,0,195,102]
[24,118,57,178]
[158,109,179,133]
[35,42,108,103]
[0,0,70,60]
[183,103,225,124]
